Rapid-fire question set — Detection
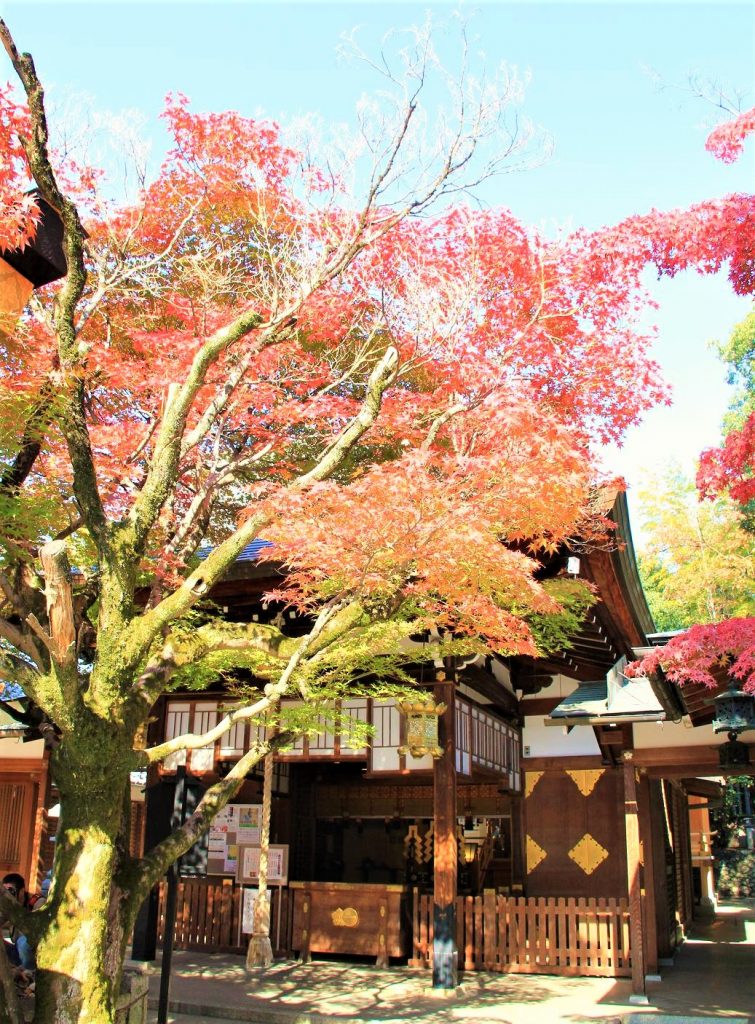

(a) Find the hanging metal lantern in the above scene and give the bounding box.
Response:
[712,685,755,735]
[718,731,751,768]
[397,697,447,759]
[711,683,754,768]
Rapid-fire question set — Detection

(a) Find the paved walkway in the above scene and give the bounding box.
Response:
[142,900,754,1024]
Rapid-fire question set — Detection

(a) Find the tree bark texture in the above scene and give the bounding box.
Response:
[32,791,129,1024]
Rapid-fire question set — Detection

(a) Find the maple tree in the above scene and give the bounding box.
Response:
[0,18,753,1024]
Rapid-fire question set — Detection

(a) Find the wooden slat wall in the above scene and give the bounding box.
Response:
[409,891,631,977]
[0,779,35,881]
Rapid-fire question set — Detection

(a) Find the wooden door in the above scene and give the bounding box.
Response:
[0,777,37,880]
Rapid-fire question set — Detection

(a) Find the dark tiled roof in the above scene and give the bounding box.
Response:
[196,539,274,563]
[0,682,24,702]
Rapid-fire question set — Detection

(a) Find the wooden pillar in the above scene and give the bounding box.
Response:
[623,753,648,1003]
[650,779,673,961]
[433,675,458,989]
[637,771,659,977]
[676,784,695,929]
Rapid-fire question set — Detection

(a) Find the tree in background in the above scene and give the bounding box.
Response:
[698,308,755,527]
[0,18,754,1023]
[637,467,755,631]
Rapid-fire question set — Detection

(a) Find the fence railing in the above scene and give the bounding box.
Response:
[410,891,631,977]
[157,877,292,955]
[156,879,630,978]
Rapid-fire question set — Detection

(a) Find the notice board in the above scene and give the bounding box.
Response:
[206,804,262,875]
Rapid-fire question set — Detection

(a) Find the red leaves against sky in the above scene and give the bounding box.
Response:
[0,84,38,249]
[705,106,755,165]
[2,93,754,657]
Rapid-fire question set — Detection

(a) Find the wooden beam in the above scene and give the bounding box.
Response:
[433,675,457,989]
[522,754,607,771]
[623,753,648,1003]
[519,696,563,717]
[631,745,721,768]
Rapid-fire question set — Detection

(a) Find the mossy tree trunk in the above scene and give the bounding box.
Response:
[33,802,126,1023]
[29,725,267,1024]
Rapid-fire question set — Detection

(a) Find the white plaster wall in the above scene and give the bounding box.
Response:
[519,673,580,702]
[0,736,45,760]
[633,719,722,750]
[522,717,601,758]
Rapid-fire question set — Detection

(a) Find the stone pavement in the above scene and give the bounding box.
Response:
[142,900,754,1024]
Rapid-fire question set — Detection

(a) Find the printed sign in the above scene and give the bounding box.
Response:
[236,844,289,886]
[241,887,258,934]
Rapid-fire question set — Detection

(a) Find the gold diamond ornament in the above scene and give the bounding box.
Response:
[568,833,609,875]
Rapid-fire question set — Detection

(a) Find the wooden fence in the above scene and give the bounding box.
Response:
[157,877,292,955]
[410,891,631,977]
[157,880,630,978]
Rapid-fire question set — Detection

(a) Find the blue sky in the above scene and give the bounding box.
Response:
[1,1,753,535]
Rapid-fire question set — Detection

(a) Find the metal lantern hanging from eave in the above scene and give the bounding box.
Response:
[713,683,755,768]
[397,698,447,759]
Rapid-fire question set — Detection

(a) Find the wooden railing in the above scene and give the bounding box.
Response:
[157,877,292,955]
[156,878,631,978]
[410,890,631,977]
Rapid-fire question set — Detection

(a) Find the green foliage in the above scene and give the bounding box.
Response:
[711,775,755,850]
[714,307,755,530]
[716,308,755,432]
[526,577,596,655]
[714,850,755,898]
[637,466,755,629]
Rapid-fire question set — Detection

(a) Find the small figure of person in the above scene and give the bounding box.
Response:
[2,873,42,994]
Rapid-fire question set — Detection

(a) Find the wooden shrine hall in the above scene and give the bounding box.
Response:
[127,492,754,997]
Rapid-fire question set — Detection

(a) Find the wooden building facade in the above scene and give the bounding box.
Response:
[131,492,755,996]
[5,491,751,993]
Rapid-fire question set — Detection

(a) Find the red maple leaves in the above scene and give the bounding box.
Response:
[628,618,755,693]
[2,89,754,672]
[697,413,755,506]
[705,106,755,164]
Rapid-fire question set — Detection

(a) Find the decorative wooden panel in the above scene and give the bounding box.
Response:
[523,766,626,898]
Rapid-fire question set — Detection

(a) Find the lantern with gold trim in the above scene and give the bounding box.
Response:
[397,697,446,759]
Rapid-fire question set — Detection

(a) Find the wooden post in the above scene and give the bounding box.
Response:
[637,772,659,978]
[433,674,458,989]
[623,753,648,1004]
